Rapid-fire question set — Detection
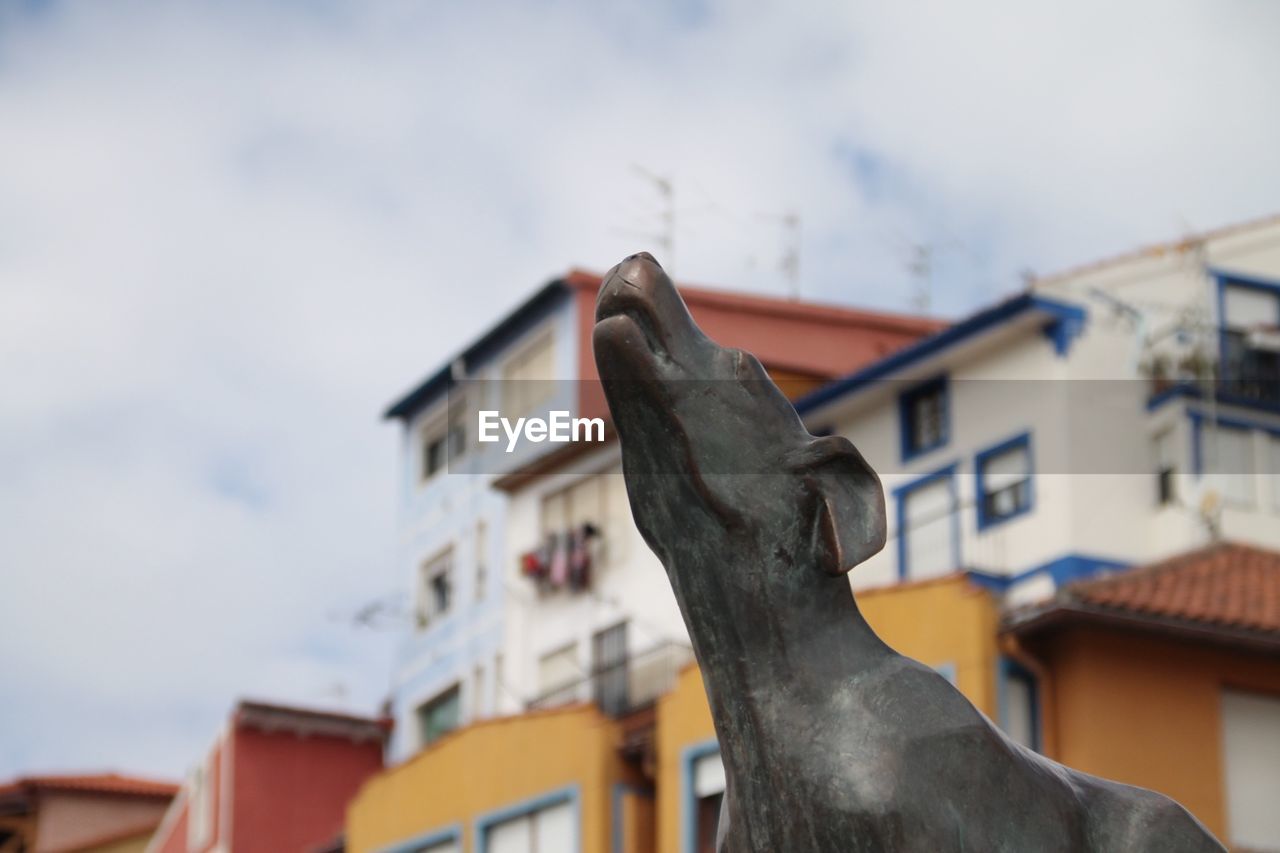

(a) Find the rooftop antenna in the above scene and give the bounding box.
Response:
[756,210,802,299]
[630,164,675,271]
[906,243,933,314]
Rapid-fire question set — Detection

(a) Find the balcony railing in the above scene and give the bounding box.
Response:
[1220,330,1280,405]
[526,641,694,717]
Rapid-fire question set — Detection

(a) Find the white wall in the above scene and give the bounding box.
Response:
[499,442,689,715]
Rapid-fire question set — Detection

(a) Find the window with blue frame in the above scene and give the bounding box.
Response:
[976,433,1033,530]
[1000,659,1041,752]
[1217,274,1280,405]
[899,376,949,461]
[895,465,959,581]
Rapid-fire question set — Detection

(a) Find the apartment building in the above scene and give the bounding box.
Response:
[148,701,387,853]
[353,218,1280,853]
[380,268,940,761]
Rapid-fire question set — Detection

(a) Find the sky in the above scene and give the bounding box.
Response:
[1,0,1277,780]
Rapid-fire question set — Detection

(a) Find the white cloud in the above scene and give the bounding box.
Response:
[0,0,1275,777]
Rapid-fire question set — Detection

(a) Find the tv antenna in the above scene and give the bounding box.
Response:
[628,164,675,271]
[756,210,802,299]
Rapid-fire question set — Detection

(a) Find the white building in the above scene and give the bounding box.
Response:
[495,214,1280,718]
[381,267,938,757]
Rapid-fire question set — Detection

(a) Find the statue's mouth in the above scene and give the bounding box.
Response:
[594,271,669,372]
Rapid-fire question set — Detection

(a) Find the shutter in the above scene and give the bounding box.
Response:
[1270,436,1280,511]
[1003,674,1035,750]
[488,815,532,853]
[1222,690,1280,850]
[903,477,954,579]
[533,800,574,852]
[538,644,580,696]
[982,445,1029,491]
[694,751,726,798]
[1213,428,1254,506]
[1223,285,1280,329]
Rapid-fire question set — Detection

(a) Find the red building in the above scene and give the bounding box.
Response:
[148,701,388,853]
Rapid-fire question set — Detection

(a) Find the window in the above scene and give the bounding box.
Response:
[1211,426,1255,508]
[592,622,629,715]
[899,377,949,461]
[536,643,581,706]
[473,663,486,719]
[690,749,725,853]
[422,429,447,480]
[1221,690,1280,851]
[482,794,575,853]
[976,434,1033,529]
[897,467,958,581]
[417,684,461,747]
[502,331,555,417]
[187,754,214,848]
[1271,435,1280,512]
[417,548,454,628]
[1220,280,1280,404]
[1153,429,1177,506]
[475,520,488,601]
[999,660,1040,752]
[1223,283,1280,329]
[541,472,607,535]
[420,408,468,482]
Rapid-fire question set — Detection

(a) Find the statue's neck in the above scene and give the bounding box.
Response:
[667,555,893,707]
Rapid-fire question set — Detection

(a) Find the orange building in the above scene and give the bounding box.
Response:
[1007,542,1280,850]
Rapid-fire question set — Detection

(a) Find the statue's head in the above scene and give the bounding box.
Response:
[593,252,885,582]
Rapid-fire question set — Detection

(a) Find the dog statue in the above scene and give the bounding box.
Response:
[593,252,1223,852]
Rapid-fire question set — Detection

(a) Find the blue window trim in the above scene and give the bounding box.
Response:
[898,375,950,462]
[474,783,581,853]
[974,431,1034,532]
[796,293,1087,416]
[997,658,1042,753]
[680,738,721,853]
[373,823,462,853]
[891,462,960,581]
[1212,268,1280,378]
[1186,409,1280,477]
[967,553,1128,593]
[611,782,654,853]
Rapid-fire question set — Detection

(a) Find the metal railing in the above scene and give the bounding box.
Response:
[526,641,694,717]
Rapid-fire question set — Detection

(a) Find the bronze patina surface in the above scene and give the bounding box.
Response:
[593,252,1223,852]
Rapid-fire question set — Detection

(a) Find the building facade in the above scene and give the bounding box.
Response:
[0,773,177,853]
[147,701,386,853]
[353,217,1280,853]
[381,268,940,759]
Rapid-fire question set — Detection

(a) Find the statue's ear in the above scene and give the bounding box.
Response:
[790,435,886,576]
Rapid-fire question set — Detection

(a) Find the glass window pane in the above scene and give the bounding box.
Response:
[533,801,574,852]
[904,477,954,579]
[488,816,531,853]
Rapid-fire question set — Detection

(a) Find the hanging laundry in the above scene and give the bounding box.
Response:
[568,525,592,591]
[548,531,570,587]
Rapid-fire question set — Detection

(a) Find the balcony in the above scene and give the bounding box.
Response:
[526,641,694,718]
[1220,330,1280,406]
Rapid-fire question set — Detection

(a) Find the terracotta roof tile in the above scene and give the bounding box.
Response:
[0,772,179,799]
[1067,542,1280,634]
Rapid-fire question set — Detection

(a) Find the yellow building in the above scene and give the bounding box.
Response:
[347,574,1009,853]
[349,547,1280,851]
